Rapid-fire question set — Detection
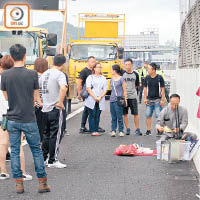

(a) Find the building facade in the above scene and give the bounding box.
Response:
[124,28,159,49]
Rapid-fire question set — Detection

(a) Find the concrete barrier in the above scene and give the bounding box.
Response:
[174,68,200,173]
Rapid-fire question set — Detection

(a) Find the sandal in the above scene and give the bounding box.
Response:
[91,132,101,136]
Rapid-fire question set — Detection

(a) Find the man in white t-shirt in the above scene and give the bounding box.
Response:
[40,54,68,169]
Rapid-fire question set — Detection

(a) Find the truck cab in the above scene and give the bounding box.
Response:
[0,26,57,69]
[69,40,124,93]
[68,13,125,94]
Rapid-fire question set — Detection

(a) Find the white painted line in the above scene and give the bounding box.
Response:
[196,194,200,199]
[66,106,84,121]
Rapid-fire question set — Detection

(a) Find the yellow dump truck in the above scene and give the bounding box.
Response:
[68,13,125,94]
[0,26,57,68]
[0,1,77,113]
[0,25,76,113]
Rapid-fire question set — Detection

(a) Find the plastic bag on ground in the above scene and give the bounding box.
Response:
[114,144,156,156]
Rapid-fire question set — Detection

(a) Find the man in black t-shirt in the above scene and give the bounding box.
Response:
[1,44,50,194]
[143,63,165,136]
[77,56,95,133]
[77,56,105,134]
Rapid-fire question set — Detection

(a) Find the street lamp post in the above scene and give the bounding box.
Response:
[60,0,76,55]
[60,0,68,55]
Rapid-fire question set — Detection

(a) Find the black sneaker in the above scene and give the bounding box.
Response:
[98,127,105,133]
[79,127,90,134]
[156,131,163,137]
[135,128,142,136]
[6,152,10,162]
[126,128,131,135]
[145,130,152,136]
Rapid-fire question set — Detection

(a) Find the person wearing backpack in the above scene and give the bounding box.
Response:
[77,56,96,134]
[144,63,165,136]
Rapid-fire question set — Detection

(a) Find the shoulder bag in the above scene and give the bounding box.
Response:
[80,75,93,100]
[112,79,126,107]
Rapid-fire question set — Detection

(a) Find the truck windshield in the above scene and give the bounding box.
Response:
[70,45,117,61]
[0,31,39,65]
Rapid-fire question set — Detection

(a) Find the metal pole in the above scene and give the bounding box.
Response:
[60,0,68,55]
[78,13,80,40]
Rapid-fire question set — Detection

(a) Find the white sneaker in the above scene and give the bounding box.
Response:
[23,173,33,181]
[47,160,67,169]
[119,132,125,137]
[0,173,10,180]
[111,131,116,137]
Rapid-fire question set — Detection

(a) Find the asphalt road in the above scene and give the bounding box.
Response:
[0,102,198,200]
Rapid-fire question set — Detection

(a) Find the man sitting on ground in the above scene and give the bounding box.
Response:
[156,94,188,140]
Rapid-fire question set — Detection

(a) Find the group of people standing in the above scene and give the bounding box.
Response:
[0,46,189,195]
[78,57,167,137]
[78,56,189,143]
[0,44,69,194]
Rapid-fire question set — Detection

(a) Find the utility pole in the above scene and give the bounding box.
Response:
[60,0,68,55]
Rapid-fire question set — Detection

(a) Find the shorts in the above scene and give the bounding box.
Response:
[146,101,162,118]
[123,99,138,115]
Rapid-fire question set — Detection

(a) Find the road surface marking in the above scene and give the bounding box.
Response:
[66,107,84,121]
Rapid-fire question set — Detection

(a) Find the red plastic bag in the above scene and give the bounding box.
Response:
[113,144,137,156]
[114,144,157,156]
[126,145,137,155]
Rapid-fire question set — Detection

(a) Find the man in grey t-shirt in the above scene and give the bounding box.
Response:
[123,59,142,136]
[40,54,67,169]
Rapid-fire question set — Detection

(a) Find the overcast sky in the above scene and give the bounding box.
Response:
[0,0,180,45]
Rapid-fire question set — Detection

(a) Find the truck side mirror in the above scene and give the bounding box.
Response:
[118,48,124,59]
[47,34,57,46]
[46,47,56,56]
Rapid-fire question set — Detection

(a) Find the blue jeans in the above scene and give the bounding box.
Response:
[110,102,124,132]
[87,103,101,133]
[7,120,46,179]
[146,101,162,118]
